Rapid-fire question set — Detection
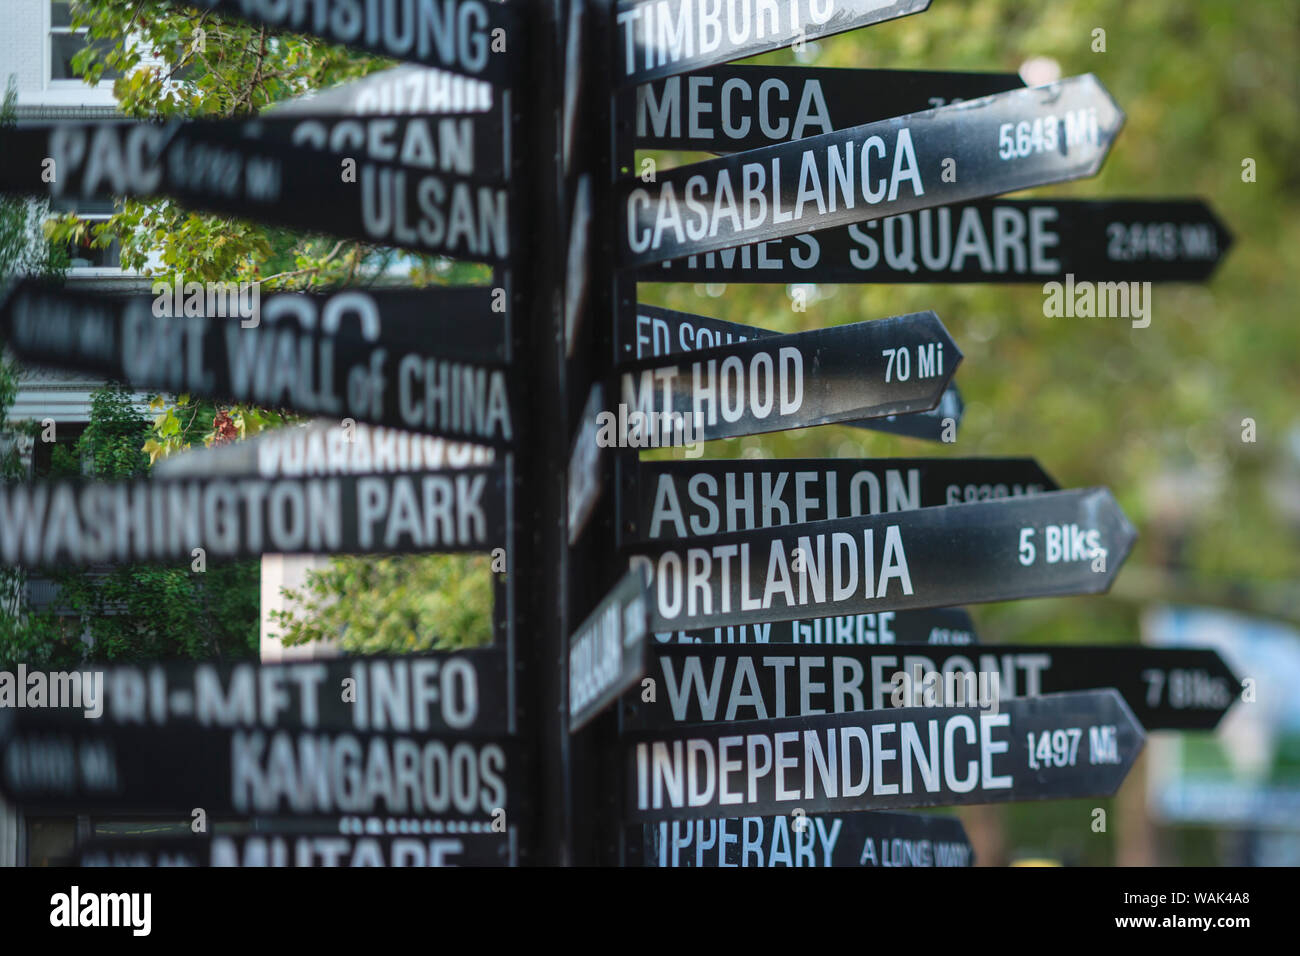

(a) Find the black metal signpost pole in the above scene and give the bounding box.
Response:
[513,0,573,866]
[565,0,626,867]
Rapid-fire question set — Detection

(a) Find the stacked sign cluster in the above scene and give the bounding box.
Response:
[0,0,1237,867]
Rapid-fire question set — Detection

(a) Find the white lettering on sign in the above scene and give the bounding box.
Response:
[869,652,1049,708]
[620,347,804,434]
[9,293,119,365]
[191,662,327,729]
[632,712,1013,811]
[625,126,924,255]
[48,124,168,199]
[646,467,921,537]
[859,835,971,866]
[654,815,842,867]
[167,137,283,202]
[659,205,1063,277]
[210,834,478,867]
[397,357,513,442]
[350,657,481,731]
[230,731,507,815]
[348,68,494,114]
[359,167,508,259]
[618,0,856,77]
[355,473,490,550]
[256,424,493,478]
[222,320,344,414]
[0,473,498,565]
[792,613,895,644]
[0,478,344,565]
[570,601,628,719]
[195,0,494,74]
[634,311,752,357]
[636,74,833,145]
[649,651,1052,722]
[630,526,914,622]
[290,117,477,174]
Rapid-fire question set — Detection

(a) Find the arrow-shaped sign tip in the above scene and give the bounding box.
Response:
[1087,486,1138,592]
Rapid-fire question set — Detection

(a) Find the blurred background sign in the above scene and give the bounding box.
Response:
[1143,606,1300,841]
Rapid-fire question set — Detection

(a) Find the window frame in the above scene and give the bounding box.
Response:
[47,0,118,89]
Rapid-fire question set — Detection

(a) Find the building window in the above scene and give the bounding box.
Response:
[30,421,86,478]
[63,215,121,270]
[50,199,122,272]
[49,1,120,85]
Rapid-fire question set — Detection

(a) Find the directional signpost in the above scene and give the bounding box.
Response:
[0,120,511,263]
[651,605,982,647]
[0,0,1237,875]
[619,455,1057,542]
[0,466,507,567]
[620,303,965,441]
[569,569,652,731]
[628,487,1136,629]
[2,650,509,733]
[612,311,961,442]
[637,809,973,867]
[623,690,1146,821]
[0,713,518,819]
[630,66,1024,152]
[639,198,1233,283]
[0,281,515,447]
[621,75,1124,265]
[615,0,933,85]
[625,643,1240,732]
[173,0,517,83]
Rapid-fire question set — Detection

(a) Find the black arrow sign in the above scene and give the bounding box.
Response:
[0,466,507,569]
[0,650,508,734]
[79,830,510,867]
[0,718,518,819]
[620,304,963,441]
[610,311,960,445]
[152,421,496,480]
[638,810,973,867]
[638,198,1233,283]
[175,0,516,83]
[0,121,511,263]
[619,456,1058,543]
[631,66,1024,153]
[620,75,1124,265]
[569,569,653,732]
[624,690,1145,821]
[627,487,1136,630]
[650,606,981,647]
[615,0,932,86]
[0,281,514,448]
[624,643,1239,732]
